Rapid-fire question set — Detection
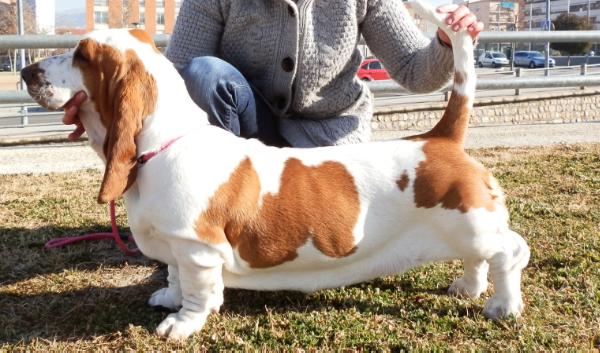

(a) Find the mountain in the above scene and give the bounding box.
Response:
[56,8,86,29]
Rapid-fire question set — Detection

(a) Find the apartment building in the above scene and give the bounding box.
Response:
[520,0,600,30]
[464,0,520,31]
[86,0,182,34]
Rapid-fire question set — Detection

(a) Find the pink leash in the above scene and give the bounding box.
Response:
[44,200,140,256]
[44,136,185,256]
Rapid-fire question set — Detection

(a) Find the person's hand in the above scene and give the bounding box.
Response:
[436,4,484,47]
[62,91,87,141]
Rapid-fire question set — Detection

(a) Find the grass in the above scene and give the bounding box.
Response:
[1,143,599,351]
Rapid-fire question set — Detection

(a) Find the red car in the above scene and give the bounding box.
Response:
[357,58,390,81]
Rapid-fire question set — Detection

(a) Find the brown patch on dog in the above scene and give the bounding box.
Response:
[397,171,409,191]
[402,64,494,212]
[129,29,160,53]
[73,38,158,203]
[195,158,360,268]
[405,71,471,145]
[412,139,499,213]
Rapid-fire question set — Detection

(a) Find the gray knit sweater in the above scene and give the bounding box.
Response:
[167,0,454,147]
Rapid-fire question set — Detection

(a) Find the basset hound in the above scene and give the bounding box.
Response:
[22,1,529,341]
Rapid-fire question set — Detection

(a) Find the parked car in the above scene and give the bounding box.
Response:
[477,52,510,68]
[514,51,555,68]
[0,63,11,72]
[357,59,390,81]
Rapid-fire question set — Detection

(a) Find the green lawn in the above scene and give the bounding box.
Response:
[1,143,599,351]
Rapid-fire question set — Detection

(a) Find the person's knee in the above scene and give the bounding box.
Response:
[181,56,245,90]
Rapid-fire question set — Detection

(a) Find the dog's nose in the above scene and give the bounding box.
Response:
[21,64,44,85]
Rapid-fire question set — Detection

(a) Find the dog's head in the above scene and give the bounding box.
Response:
[22,29,161,203]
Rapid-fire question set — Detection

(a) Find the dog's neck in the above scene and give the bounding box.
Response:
[135,56,209,155]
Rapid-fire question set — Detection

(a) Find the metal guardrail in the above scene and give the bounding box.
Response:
[2,70,597,106]
[369,74,600,94]
[0,31,597,50]
[475,31,600,43]
[0,34,170,49]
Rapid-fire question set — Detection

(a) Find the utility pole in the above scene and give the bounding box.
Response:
[17,0,26,76]
[17,0,29,126]
[529,2,532,51]
[545,0,550,74]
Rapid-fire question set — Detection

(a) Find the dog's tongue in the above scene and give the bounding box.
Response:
[68,121,85,141]
[62,105,86,141]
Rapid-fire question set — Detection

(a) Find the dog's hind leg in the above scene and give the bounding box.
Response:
[148,264,183,310]
[482,230,530,319]
[448,258,489,299]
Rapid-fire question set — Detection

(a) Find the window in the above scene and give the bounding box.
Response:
[157,12,165,25]
[570,4,587,12]
[94,0,108,6]
[94,11,108,24]
[156,0,165,7]
[369,61,382,70]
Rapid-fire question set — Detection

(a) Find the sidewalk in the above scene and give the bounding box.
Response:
[1,121,599,175]
[0,124,74,145]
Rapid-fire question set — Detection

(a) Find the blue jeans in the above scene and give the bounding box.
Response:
[180,56,289,147]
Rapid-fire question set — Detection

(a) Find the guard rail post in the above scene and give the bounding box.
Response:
[515,68,521,96]
[581,63,587,90]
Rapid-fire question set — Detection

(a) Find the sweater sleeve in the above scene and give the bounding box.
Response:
[360,0,454,93]
[165,0,224,70]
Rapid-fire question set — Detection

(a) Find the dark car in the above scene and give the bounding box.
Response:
[0,63,12,71]
[514,51,555,68]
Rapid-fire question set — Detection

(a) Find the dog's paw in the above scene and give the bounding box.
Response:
[482,295,524,320]
[156,312,207,341]
[448,277,488,299]
[148,287,182,310]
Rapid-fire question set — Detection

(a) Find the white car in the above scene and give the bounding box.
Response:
[477,52,510,68]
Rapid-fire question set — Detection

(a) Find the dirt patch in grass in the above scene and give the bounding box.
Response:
[1,143,599,351]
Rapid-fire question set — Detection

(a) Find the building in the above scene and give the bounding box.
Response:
[463,0,520,31]
[520,0,600,31]
[27,0,56,34]
[86,0,182,34]
[404,1,439,33]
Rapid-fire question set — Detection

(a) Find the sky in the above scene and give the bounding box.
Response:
[55,0,84,13]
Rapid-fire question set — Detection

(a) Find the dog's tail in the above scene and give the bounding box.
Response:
[408,1,476,147]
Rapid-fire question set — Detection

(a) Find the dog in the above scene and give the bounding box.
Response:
[21,1,529,340]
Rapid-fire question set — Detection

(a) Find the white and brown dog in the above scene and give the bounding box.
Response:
[22,1,529,340]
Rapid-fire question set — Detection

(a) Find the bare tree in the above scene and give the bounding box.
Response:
[0,1,37,71]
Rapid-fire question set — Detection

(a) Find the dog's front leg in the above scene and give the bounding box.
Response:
[155,246,225,340]
[149,264,183,310]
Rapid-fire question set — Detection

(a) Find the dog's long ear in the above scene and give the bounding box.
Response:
[97,51,157,204]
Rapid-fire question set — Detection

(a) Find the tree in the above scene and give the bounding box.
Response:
[550,13,593,65]
[0,1,37,71]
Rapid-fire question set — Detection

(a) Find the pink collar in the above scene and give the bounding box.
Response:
[137,136,184,165]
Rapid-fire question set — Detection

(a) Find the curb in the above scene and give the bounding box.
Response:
[0,132,87,147]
